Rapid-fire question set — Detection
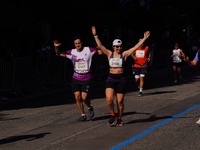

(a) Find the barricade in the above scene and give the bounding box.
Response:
[0,56,73,93]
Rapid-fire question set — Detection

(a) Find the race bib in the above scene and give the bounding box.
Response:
[75,62,88,71]
[173,56,181,63]
[110,58,122,67]
[136,50,145,58]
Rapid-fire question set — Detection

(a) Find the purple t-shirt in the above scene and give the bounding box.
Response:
[65,47,96,81]
[194,51,199,61]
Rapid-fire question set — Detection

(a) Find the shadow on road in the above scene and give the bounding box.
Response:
[125,115,172,124]
[92,111,151,122]
[0,132,51,145]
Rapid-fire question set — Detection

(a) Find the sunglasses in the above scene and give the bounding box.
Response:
[114,45,122,48]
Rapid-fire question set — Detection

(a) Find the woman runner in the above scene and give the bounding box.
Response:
[91,26,150,126]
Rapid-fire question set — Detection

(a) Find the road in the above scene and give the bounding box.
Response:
[0,65,200,150]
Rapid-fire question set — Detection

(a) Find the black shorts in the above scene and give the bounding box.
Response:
[71,78,91,93]
[105,73,127,94]
[133,67,147,75]
[172,62,183,67]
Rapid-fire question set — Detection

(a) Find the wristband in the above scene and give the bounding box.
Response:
[94,35,98,38]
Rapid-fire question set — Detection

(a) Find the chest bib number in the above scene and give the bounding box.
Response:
[173,56,181,62]
[136,50,145,58]
[75,62,88,71]
[110,58,122,67]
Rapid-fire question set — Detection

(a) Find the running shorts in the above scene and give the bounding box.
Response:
[133,67,147,76]
[71,78,91,93]
[105,73,127,94]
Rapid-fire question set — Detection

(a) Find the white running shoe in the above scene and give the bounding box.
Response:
[196,118,200,125]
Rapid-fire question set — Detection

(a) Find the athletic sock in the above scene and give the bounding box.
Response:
[110,111,115,116]
[117,116,122,120]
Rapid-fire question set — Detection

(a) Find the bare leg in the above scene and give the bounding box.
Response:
[172,65,177,81]
[135,78,140,88]
[74,91,84,114]
[105,88,115,114]
[81,92,91,107]
[116,93,124,118]
[106,88,116,124]
[139,77,145,89]
[177,67,182,79]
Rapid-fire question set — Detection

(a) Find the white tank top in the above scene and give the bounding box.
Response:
[173,49,182,63]
[109,53,124,68]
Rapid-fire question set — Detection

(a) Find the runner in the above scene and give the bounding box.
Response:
[131,39,151,96]
[53,36,98,121]
[170,42,185,84]
[91,26,150,126]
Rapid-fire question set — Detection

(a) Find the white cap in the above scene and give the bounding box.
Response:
[112,39,122,46]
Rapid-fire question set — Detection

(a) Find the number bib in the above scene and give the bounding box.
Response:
[109,58,122,67]
[75,62,88,72]
[136,50,145,58]
[173,56,181,63]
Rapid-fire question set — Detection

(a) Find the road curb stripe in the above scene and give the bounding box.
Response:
[109,103,200,150]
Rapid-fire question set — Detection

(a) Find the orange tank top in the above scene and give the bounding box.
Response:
[133,46,149,68]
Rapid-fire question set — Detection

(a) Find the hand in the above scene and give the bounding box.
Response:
[144,31,150,39]
[53,40,61,47]
[96,46,101,50]
[91,26,97,36]
[183,56,190,62]
[179,55,183,58]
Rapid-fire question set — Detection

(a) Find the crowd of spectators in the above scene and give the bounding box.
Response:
[0,36,54,59]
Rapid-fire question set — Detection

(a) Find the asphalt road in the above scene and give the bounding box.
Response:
[0,65,200,150]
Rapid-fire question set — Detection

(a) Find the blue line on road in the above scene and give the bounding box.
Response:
[109,103,200,150]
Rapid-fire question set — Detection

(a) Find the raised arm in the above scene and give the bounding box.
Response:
[53,40,66,57]
[91,26,111,56]
[123,31,150,57]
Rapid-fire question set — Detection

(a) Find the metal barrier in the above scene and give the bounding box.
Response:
[0,54,173,93]
[0,59,14,91]
[0,56,74,92]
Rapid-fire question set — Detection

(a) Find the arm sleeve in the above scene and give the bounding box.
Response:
[89,47,97,54]
[194,51,199,61]
[64,50,72,59]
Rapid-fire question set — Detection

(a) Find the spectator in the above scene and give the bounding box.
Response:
[184,50,199,125]
[39,38,53,56]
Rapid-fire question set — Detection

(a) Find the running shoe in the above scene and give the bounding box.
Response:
[77,115,87,122]
[138,92,143,97]
[108,115,116,125]
[87,106,94,120]
[174,80,178,84]
[196,118,200,125]
[116,119,124,126]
